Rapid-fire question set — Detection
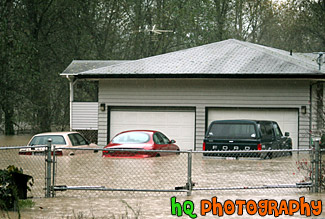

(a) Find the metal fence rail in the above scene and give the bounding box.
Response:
[1,142,323,198]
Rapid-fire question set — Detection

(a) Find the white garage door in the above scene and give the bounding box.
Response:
[208,108,299,149]
[110,108,195,150]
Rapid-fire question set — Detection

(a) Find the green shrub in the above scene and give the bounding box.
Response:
[0,165,33,211]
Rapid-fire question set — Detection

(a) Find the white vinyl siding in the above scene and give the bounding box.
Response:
[72,102,98,130]
[98,79,311,149]
[310,82,325,136]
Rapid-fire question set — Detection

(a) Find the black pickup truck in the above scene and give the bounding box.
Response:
[203,120,292,158]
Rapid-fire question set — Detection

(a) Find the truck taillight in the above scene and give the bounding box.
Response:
[257,144,262,150]
[203,142,206,151]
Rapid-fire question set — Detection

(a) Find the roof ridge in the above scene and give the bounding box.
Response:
[233,40,320,73]
[77,39,236,74]
[61,39,325,76]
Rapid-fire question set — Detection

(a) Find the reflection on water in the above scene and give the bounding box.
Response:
[1,136,324,218]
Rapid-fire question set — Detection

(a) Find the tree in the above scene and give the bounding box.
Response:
[1,0,324,135]
[297,0,325,51]
[0,0,27,135]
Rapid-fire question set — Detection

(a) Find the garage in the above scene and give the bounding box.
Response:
[207,108,299,149]
[109,107,196,150]
[62,40,325,149]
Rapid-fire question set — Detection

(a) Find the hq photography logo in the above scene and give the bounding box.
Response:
[170,196,323,218]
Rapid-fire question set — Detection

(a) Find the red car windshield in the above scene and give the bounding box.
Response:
[112,132,150,144]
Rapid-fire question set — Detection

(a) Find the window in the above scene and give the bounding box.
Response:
[68,133,88,146]
[208,123,256,139]
[158,132,170,144]
[153,133,164,144]
[273,123,283,138]
[112,132,150,144]
[29,135,66,145]
[259,122,274,139]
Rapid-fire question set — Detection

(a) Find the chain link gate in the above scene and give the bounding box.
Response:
[51,147,192,196]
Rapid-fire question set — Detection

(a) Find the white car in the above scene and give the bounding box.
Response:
[19,132,99,156]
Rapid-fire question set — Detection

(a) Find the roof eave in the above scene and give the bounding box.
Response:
[68,73,325,80]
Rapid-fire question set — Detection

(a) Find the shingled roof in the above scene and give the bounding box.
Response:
[61,39,324,78]
[62,60,129,74]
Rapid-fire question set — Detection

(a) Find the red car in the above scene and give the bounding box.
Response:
[102,130,180,158]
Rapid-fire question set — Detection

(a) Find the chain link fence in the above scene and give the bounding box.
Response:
[192,150,313,194]
[73,130,98,144]
[0,146,47,198]
[1,144,324,199]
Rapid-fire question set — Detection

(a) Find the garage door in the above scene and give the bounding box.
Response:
[110,108,195,150]
[207,108,299,149]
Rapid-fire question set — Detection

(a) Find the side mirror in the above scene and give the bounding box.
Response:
[170,139,176,144]
[285,132,290,137]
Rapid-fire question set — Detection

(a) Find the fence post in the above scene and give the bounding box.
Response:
[52,145,56,197]
[187,150,193,196]
[45,138,52,198]
[314,138,320,192]
[310,141,315,192]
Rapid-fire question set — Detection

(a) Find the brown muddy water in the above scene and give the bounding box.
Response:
[0,134,32,147]
[0,136,324,219]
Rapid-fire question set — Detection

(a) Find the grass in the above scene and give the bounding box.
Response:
[1,199,141,219]
[0,199,35,219]
[18,199,35,210]
[65,200,142,219]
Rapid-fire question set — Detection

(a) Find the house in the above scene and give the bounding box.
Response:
[61,39,325,150]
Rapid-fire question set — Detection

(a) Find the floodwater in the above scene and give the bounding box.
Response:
[0,134,32,147]
[0,136,324,219]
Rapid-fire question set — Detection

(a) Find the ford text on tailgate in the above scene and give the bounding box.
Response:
[203,120,292,159]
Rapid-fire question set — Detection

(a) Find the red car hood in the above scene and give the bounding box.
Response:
[105,143,152,149]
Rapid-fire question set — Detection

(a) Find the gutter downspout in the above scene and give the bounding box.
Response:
[66,76,77,131]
